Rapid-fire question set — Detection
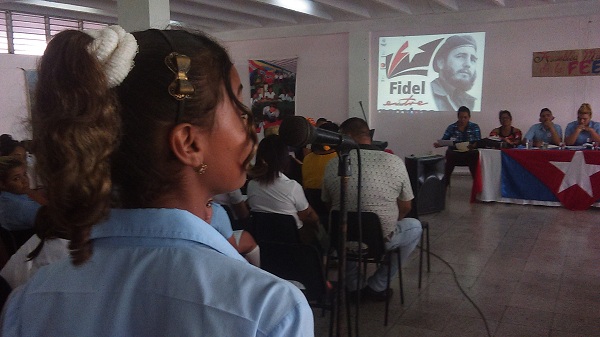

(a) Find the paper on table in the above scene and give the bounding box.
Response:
[437,139,455,147]
[454,141,469,152]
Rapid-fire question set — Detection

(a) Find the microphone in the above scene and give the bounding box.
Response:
[279,116,357,149]
[359,101,367,121]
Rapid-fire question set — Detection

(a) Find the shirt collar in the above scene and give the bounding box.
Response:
[91,208,244,262]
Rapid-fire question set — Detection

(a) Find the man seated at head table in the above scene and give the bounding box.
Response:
[522,108,563,147]
[433,106,481,187]
[564,103,600,146]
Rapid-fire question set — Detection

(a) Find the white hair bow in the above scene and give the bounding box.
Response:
[85,25,138,88]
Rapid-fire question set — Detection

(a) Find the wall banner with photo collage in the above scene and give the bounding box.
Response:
[248,58,297,136]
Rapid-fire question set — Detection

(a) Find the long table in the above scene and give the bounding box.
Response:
[471,148,600,210]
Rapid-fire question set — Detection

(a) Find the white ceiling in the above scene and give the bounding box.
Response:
[0,0,596,38]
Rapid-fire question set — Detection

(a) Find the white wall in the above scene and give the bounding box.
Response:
[0,54,38,140]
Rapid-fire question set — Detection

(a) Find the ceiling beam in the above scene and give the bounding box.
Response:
[251,0,333,21]
[170,2,263,27]
[313,0,371,18]
[187,0,298,24]
[431,0,459,11]
[171,12,233,31]
[371,0,412,14]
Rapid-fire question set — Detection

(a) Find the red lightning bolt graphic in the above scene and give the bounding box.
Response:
[387,41,409,78]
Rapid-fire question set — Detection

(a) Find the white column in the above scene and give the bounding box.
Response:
[348,30,370,121]
[117,0,170,32]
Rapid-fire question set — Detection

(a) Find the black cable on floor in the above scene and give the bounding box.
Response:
[426,250,493,337]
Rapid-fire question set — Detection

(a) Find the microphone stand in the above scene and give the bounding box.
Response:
[334,147,352,337]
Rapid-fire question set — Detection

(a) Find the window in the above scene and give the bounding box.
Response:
[11,12,46,55]
[0,10,108,55]
[0,11,8,53]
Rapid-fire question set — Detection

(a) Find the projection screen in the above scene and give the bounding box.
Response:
[377,32,485,114]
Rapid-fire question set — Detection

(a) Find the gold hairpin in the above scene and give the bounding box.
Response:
[165,52,195,100]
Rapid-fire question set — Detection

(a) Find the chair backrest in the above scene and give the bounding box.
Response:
[329,210,386,260]
[260,241,328,303]
[248,212,300,244]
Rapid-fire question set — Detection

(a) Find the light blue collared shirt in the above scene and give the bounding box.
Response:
[210,203,234,239]
[565,120,600,145]
[1,208,314,337]
[524,123,562,144]
[0,192,40,231]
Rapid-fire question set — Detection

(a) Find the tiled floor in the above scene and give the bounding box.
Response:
[313,174,600,337]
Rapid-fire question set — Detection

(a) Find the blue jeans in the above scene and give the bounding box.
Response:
[346,217,423,292]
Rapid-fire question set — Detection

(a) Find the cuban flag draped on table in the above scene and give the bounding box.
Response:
[502,150,600,210]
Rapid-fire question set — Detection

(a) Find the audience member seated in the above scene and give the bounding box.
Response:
[488,110,522,147]
[0,27,312,336]
[0,136,45,204]
[523,107,563,147]
[247,135,328,253]
[213,189,250,229]
[0,135,26,161]
[433,106,481,186]
[0,234,69,289]
[565,103,600,146]
[315,117,329,127]
[302,122,339,225]
[210,202,260,267]
[0,157,41,231]
[322,117,422,301]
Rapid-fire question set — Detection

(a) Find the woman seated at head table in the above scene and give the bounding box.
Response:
[247,134,329,254]
[488,110,522,147]
[0,27,313,336]
[0,157,43,232]
[565,103,600,146]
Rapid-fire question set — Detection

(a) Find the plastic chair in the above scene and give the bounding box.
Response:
[260,241,335,337]
[247,212,300,244]
[329,210,402,326]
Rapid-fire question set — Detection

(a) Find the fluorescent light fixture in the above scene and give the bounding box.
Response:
[272,0,312,13]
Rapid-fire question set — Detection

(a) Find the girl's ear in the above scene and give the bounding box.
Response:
[168,124,205,168]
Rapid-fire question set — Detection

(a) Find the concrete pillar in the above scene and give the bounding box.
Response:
[348,30,370,121]
[117,0,170,32]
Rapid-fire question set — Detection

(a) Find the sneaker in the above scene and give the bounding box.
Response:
[362,286,393,302]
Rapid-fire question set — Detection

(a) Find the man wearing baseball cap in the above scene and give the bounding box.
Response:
[431,35,478,112]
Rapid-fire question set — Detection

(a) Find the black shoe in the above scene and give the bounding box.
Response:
[346,288,364,303]
[362,286,393,302]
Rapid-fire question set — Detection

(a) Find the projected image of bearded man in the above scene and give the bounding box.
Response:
[431,35,478,112]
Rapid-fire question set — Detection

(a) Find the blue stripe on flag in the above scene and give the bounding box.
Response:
[501,152,558,201]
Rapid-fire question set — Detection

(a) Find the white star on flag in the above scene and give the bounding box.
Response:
[550,151,600,197]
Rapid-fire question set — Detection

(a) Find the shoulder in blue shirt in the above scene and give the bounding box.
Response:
[1,208,314,337]
[0,192,40,231]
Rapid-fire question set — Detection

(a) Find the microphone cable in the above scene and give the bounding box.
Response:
[425,249,493,337]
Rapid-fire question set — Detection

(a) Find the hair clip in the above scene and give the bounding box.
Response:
[165,52,195,100]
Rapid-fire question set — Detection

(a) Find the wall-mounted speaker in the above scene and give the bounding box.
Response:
[405,154,446,216]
